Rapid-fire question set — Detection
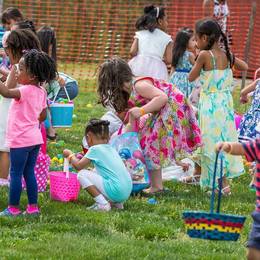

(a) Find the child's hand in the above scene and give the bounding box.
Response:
[63,149,73,158]
[215,142,231,153]
[58,77,66,87]
[240,93,248,103]
[176,161,190,172]
[129,107,142,119]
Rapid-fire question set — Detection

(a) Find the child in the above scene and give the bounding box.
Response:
[0,49,56,216]
[188,18,248,193]
[0,29,41,186]
[63,119,132,211]
[128,5,173,81]
[215,140,260,260]
[11,20,37,35]
[169,27,196,98]
[239,79,260,142]
[97,56,202,195]
[37,26,79,140]
[1,7,24,31]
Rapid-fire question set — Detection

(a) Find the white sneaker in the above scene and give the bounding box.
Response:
[110,202,124,210]
[87,203,111,212]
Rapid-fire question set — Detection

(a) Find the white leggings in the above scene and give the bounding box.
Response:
[77,169,108,198]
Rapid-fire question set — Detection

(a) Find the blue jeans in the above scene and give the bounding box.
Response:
[9,145,40,206]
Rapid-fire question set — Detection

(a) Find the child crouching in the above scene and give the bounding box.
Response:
[63,119,132,212]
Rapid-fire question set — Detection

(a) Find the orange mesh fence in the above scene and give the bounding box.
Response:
[3,0,260,92]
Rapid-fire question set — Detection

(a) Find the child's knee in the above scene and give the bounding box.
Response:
[77,170,91,188]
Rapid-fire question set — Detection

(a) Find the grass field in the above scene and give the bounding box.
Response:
[0,80,255,259]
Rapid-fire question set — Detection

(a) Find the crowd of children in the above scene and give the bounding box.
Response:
[0,3,259,258]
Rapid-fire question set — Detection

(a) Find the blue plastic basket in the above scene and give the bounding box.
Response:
[132,182,149,194]
[49,86,74,128]
[183,152,246,241]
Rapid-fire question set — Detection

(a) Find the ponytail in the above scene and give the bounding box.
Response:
[220,30,234,67]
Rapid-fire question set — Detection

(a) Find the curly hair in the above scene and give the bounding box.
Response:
[23,49,57,84]
[195,18,233,66]
[85,119,110,140]
[5,29,41,62]
[97,56,132,113]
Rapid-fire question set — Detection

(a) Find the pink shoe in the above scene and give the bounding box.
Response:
[23,205,40,216]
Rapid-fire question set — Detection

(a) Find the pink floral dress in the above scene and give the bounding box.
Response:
[128,77,202,170]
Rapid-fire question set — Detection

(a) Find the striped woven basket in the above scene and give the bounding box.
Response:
[183,152,246,241]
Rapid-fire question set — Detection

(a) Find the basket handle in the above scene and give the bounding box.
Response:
[53,81,71,103]
[63,158,70,179]
[210,151,224,214]
[117,112,139,135]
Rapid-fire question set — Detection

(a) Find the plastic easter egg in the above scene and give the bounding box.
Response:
[119,148,131,159]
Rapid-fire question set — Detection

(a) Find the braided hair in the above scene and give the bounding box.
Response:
[195,18,233,66]
[135,5,165,32]
[23,49,57,84]
[85,119,110,140]
[97,56,132,113]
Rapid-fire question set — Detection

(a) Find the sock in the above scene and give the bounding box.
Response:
[8,206,21,215]
[26,205,40,214]
[94,194,108,205]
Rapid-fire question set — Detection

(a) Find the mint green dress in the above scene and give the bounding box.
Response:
[196,51,244,189]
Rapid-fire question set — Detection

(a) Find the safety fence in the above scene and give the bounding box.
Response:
[3,0,260,91]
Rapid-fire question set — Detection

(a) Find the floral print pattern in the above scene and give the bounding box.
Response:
[128,77,202,170]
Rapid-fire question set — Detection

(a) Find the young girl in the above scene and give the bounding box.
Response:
[0,29,41,185]
[63,119,132,211]
[239,79,260,141]
[169,27,196,98]
[188,18,248,193]
[98,56,202,194]
[1,7,24,31]
[0,49,56,216]
[128,5,173,81]
[215,140,260,260]
[37,26,79,140]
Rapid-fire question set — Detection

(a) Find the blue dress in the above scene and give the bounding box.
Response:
[238,81,260,141]
[169,50,195,98]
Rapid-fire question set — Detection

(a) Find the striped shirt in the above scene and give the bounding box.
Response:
[243,139,260,211]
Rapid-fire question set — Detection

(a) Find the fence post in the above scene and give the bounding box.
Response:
[241,1,257,89]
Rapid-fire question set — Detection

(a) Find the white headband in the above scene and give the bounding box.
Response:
[156,7,160,18]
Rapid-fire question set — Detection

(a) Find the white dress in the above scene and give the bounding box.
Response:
[128,29,172,81]
[0,97,11,152]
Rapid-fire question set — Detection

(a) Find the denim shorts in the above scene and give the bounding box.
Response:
[248,210,260,250]
[56,81,79,100]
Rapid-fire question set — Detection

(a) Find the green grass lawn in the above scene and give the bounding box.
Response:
[0,81,255,259]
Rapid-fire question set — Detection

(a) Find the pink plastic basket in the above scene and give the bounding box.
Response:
[49,171,80,202]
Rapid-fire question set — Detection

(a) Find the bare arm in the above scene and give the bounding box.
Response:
[216,142,245,156]
[188,51,207,82]
[6,66,17,89]
[203,0,214,17]
[189,52,196,65]
[240,79,259,103]
[163,41,173,65]
[128,79,168,120]
[0,80,20,99]
[39,108,47,122]
[130,38,138,58]
[63,149,91,171]
[233,57,248,71]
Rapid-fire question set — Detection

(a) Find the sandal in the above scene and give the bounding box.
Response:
[141,187,171,197]
[47,133,58,141]
[180,175,200,185]
[214,185,231,196]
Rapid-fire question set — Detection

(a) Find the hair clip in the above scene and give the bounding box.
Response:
[22,49,28,54]
[156,7,160,18]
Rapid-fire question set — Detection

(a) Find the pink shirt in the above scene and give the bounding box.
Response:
[6,85,47,148]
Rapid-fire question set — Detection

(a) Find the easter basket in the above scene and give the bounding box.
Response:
[49,158,80,202]
[110,120,149,194]
[49,86,74,128]
[183,152,246,241]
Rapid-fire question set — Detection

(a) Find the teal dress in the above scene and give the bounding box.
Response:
[169,51,195,98]
[196,51,244,189]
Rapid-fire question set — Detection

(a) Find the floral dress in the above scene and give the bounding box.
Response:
[169,51,195,98]
[128,77,202,171]
[238,80,260,141]
[196,51,244,189]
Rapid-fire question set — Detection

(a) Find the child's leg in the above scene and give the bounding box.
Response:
[45,108,56,140]
[148,169,163,192]
[9,147,30,207]
[0,151,9,179]
[22,145,40,208]
[77,169,111,211]
[247,248,260,260]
